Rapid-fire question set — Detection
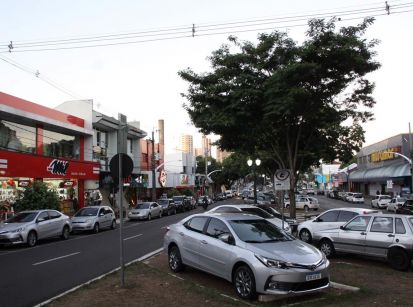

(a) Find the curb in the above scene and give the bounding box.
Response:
[330,281,360,292]
[34,247,164,307]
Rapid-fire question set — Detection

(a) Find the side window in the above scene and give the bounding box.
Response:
[206,218,230,238]
[318,211,339,222]
[395,218,406,234]
[37,212,49,222]
[105,208,113,215]
[185,217,209,233]
[99,208,105,216]
[48,211,61,220]
[345,216,371,231]
[370,217,393,233]
[337,211,357,222]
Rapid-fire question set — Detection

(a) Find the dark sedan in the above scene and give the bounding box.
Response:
[396,199,413,215]
[158,198,177,216]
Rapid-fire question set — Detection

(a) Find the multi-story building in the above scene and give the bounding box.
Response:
[216,147,231,163]
[180,134,193,154]
[201,134,211,157]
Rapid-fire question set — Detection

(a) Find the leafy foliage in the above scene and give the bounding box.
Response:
[14,181,60,212]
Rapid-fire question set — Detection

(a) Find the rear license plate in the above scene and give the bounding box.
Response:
[306,273,321,281]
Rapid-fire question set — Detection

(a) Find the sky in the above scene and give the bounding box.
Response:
[1,0,412,155]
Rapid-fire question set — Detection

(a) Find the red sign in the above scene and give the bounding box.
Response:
[0,150,99,179]
[158,170,166,187]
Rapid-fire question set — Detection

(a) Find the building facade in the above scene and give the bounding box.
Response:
[180,134,193,154]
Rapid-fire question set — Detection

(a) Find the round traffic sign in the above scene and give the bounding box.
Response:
[109,153,134,178]
[275,169,291,181]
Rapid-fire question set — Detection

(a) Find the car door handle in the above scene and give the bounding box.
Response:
[200,240,208,244]
[360,232,366,235]
[387,234,395,237]
[179,232,185,237]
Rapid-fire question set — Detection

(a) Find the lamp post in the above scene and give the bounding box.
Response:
[247,158,261,204]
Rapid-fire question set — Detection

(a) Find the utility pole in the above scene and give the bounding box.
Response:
[151,130,156,201]
[409,122,413,194]
[204,148,208,196]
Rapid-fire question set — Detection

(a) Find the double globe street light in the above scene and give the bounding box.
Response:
[247,158,261,204]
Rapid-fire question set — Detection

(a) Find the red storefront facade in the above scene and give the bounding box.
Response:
[0,92,99,212]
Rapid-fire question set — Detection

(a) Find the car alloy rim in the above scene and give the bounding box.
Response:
[235,270,252,297]
[63,227,69,238]
[301,230,310,242]
[28,233,36,245]
[320,243,331,256]
[169,251,178,270]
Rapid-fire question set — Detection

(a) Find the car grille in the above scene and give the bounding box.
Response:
[265,278,329,292]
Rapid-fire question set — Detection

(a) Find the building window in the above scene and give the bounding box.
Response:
[0,120,36,154]
[127,139,133,154]
[43,129,80,160]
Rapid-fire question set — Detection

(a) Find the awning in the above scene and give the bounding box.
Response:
[349,163,411,182]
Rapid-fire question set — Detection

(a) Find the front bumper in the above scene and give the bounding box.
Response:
[0,233,25,245]
[71,223,94,231]
[128,214,147,220]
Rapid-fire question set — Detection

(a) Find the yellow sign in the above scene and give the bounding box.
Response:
[370,147,401,163]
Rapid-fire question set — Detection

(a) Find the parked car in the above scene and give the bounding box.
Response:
[128,202,162,220]
[347,193,364,204]
[371,195,392,209]
[285,196,319,211]
[186,196,197,209]
[345,192,354,202]
[255,204,298,233]
[71,206,116,233]
[224,190,233,198]
[386,197,407,213]
[297,208,379,243]
[158,198,177,216]
[244,194,272,205]
[396,199,413,215]
[208,204,291,233]
[197,196,213,206]
[172,195,191,212]
[313,213,413,271]
[305,188,315,195]
[0,209,72,247]
[164,212,330,299]
[338,191,348,201]
[213,193,227,201]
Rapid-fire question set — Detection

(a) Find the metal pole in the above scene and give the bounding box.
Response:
[151,130,156,201]
[253,167,257,204]
[205,149,208,196]
[409,122,413,194]
[118,152,125,287]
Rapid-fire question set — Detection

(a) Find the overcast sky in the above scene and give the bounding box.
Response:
[1,0,412,155]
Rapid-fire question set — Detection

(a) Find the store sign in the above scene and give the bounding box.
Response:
[47,159,69,176]
[158,170,167,187]
[370,147,401,163]
[18,180,31,187]
[387,180,393,189]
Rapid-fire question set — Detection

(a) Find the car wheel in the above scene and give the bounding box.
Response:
[147,213,151,221]
[27,231,37,247]
[168,246,184,272]
[110,220,116,230]
[319,239,335,258]
[93,223,99,234]
[233,265,257,300]
[159,210,162,218]
[299,229,312,243]
[388,248,411,271]
[61,225,70,240]
[304,205,309,212]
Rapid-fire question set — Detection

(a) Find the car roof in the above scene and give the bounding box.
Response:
[194,212,266,221]
[214,204,259,209]
[323,207,379,214]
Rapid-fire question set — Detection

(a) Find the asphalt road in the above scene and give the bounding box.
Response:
[0,202,229,307]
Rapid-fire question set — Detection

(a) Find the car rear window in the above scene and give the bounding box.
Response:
[337,211,358,222]
[185,216,208,233]
[319,210,339,222]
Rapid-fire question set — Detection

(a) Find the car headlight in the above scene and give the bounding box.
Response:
[255,254,290,269]
[11,227,25,233]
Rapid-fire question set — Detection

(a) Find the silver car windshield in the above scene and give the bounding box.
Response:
[137,203,151,209]
[5,212,37,223]
[229,219,293,243]
[240,208,272,219]
[75,208,98,217]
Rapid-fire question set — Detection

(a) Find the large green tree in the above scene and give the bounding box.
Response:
[14,181,60,212]
[179,18,380,217]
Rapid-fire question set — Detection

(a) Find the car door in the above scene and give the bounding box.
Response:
[152,203,161,217]
[47,210,64,237]
[197,218,236,279]
[98,207,108,228]
[310,210,340,234]
[35,211,53,239]
[365,216,394,257]
[180,216,209,268]
[336,216,372,254]
[104,207,114,228]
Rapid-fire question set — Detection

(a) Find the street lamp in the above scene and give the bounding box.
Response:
[247,158,261,204]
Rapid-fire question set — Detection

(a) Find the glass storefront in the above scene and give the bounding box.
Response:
[0,120,36,153]
[43,129,80,160]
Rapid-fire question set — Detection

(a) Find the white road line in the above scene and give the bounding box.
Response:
[168,273,185,280]
[33,252,80,266]
[123,234,142,241]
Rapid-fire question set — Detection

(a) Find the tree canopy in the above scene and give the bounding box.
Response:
[179,18,380,217]
[14,181,60,212]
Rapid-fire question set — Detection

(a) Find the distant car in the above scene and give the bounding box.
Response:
[186,196,197,209]
[255,204,298,233]
[208,204,291,233]
[285,196,319,211]
[347,193,364,204]
[396,199,413,215]
[313,213,413,271]
[371,195,392,209]
[386,197,407,213]
[197,196,213,206]
[158,199,177,216]
[306,188,315,195]
[345,192,354,202]
[172,196,191,212]
[213,193,227,201]
[71,206,116,233]
[224,190,233,198]
[338,192,348,201]
[128,202,162,220]
[164,212,330,299]
[244,195,272,205]
[0,209,72,247]
[297,208,379,243]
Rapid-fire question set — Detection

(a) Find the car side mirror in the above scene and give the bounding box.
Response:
[218,233,235,245]
[340,225,345,230]
[99,213,105,216]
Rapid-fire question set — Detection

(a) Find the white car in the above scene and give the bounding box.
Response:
[208,204,291,233]
[345,192,354,202]
[297,207,379,243]
[347,193,364,204]
[285,196,319,211]
[386,197,407,212]
[371,195,392,209]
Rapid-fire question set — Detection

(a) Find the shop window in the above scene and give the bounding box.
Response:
[43,130,80,160]
[0,120,36,153]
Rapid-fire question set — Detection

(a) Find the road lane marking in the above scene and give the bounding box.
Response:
[32,252,80,266]
[123,234,142,241]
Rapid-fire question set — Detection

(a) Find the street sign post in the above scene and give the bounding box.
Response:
[273,169,291,231]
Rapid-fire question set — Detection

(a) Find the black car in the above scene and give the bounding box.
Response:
[172,195,192,212]
[396,199,413,215]
[255,204,298,233]
[158,198,177,216]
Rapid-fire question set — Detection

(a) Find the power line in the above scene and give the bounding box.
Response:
[0,1,412,53]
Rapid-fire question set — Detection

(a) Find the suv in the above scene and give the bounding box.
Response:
[297,207,379,243]
[371,195,392,209]
[313,213,413,271]
[172,196,190,212]
[158,198,177,216]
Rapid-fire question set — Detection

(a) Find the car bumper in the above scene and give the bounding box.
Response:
[254,262,330,295]
[71,223,95,231]
[128,214,147,220]
[0,233,26,245]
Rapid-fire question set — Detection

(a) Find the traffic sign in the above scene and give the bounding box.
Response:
[110,153,134,179]
[274,169,291,190]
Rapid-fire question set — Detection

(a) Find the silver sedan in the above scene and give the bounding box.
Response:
[128,202,162,221]
[164,213,329,300]
[0,210,72,247]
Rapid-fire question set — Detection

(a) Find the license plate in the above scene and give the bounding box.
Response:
[306,273,321,281]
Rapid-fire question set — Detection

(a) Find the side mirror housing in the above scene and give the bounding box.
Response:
[340,225,345,230]
[218,233,235,245]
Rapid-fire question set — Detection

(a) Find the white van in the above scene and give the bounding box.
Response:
[225,190,233,198]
